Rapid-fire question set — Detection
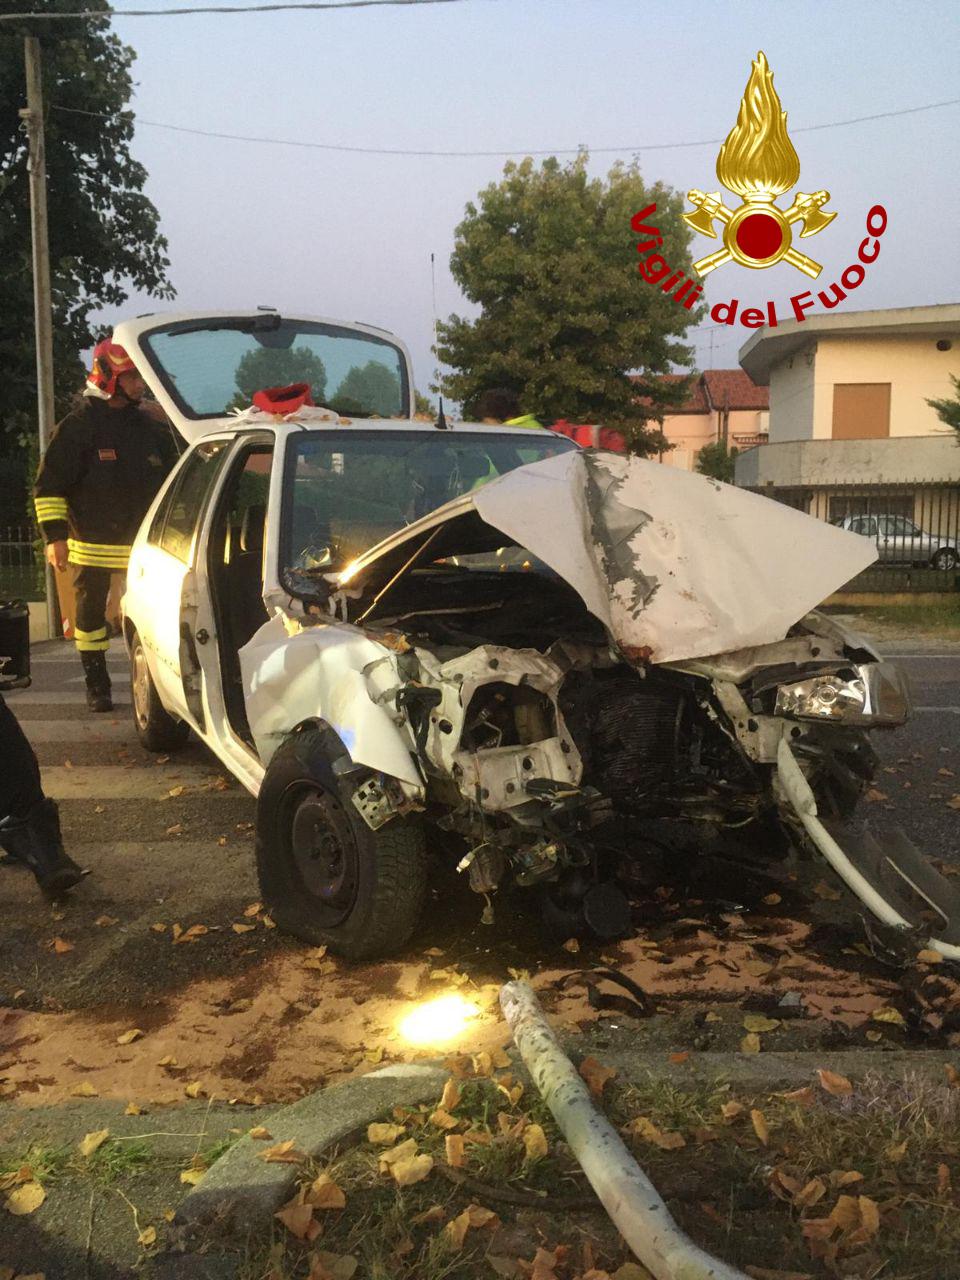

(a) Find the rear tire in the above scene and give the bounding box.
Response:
[255,725,428,959]
[130,629,190,752]
[933,547,958,571]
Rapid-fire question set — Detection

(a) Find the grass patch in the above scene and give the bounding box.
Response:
[227,1062,960,1280]
[0,1143,70,1185]
[847,599,960,635]
[84,1138,153,1186]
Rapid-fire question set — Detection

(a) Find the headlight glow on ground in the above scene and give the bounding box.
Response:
[398,994,480,1046]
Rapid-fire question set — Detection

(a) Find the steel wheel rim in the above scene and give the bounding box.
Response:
[284,784,359,926]
[132,644,151,730]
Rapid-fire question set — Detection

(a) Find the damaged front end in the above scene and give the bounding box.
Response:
[250,448,960,958]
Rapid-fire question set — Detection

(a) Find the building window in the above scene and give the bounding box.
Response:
[831,383,891,440]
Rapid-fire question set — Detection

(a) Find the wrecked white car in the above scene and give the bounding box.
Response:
[119,311,960,961]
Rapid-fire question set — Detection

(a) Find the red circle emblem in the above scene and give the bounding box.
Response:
[735,212,784,260]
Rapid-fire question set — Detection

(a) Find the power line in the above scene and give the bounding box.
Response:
[50,95,960,159]
[0,0,462,21]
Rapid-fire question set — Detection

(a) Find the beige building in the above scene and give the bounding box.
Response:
[642,370,769,470]
[738,303,960,447]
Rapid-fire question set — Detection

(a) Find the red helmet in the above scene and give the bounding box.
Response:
[86,339,137,399]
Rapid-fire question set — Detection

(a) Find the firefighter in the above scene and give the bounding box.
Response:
[476,387,543,430]
[0,694,87,895]
[34,339,179,711]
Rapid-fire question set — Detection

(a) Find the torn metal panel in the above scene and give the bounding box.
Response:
[434,450,877,664]
[412,643,583,811]
[238,614,423,790]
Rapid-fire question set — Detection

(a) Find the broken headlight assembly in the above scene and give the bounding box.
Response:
[774,662,910,727]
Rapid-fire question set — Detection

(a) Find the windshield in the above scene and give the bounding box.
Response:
[281,429,577,586]
[139,316,409,420]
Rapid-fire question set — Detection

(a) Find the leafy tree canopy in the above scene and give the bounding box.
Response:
[695,440,739,482]
[0,0,174,517]
[927,375,960,443]
[233,346,328,403]
[435,155,704,453]
[333,361,401,417]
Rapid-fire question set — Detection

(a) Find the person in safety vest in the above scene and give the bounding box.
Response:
[34,339,179,711]
[476,387,543,431]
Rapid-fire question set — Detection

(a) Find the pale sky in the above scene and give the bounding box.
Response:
[97,0,960,400]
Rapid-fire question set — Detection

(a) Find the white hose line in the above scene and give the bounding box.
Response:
[500,980,749,1280]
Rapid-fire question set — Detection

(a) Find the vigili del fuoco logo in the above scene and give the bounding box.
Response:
[631,51,889,328]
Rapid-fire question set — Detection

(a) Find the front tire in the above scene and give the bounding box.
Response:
[130,629,190,752]
[932,547,958,571]
[255,725,428,959]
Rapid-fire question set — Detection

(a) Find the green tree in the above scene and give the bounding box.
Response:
[333,361,401,417]
[0,1,174,519]
[414,388,435,418]
[435,155,704,453]
[695,440,739,482]
[233,346,327,404]
[927,375,960,442]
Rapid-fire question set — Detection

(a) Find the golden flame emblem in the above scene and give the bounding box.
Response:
[684,52,836,277]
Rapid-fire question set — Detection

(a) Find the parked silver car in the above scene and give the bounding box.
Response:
[832,514,958,570]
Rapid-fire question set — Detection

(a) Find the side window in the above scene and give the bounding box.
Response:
[223,446,274,566]
[155,440,230,563]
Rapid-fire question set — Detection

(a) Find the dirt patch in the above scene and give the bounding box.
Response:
[8,880,954,1109]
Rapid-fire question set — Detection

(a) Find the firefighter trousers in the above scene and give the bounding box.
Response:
[0,693,43,820]
[73,565,114,653]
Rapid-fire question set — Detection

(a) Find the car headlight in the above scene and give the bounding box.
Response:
[775,662,910,727]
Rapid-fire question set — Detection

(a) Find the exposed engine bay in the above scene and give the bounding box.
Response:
[241,449,960,959]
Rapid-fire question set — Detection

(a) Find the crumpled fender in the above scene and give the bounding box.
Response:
[238,614,423,791]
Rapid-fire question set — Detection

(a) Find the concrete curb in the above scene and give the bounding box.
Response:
[175,1063,447,1236]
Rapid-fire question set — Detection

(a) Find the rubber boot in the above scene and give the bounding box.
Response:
[80,650,112,712]
[0,798,88,897]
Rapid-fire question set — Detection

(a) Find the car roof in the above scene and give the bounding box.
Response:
[188,417,570,441]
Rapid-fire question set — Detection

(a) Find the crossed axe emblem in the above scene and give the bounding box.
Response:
[684,188,836,279]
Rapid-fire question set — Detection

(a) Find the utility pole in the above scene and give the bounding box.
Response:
[21,35,60,640]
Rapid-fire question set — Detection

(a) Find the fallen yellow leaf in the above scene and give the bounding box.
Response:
[78,1129,110,1157]
[262,915,276,929]
[116,1029,143,1046]
[248,1126,272,1140]
[71,1082,99,1098]
[561,937,580,954]
[124,1103,142,1116]
[743,1014,781,1034]
[275,1197,315,1240]
[52,937,74,955]
[445,1133,466,1168]
[871,1006,906,1027]
[94,914,119,927]
[751,1109,770,1146]
[243,902,262,917]
[173,924,208,945]
[440,1078,462,1112]
[184,1081,204,1099]
[390,1153,434,1187]
[138,1225,157,1247]
[231,923,255,934]
[441,1208,471,1250]
[625,1117,686,1150]
[4,1180,45,1215]
[917,949,944,965]
[378,1139,418,1172]
[305,1173,346,1209]
[367,1122,404,1146]
[740,1032,761,1054]
[721,1100,745,1120]
[522,1124,548,1161]
[150,923,167,933]
[817,1068,853,1097]
[179,1167,205,1186]
[430,1108,458,1131]
[579,1056,617,1097]
[261,1140,307,1164]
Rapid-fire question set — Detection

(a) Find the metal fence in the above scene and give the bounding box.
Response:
[0,525,45,601]
[743,480,960,592]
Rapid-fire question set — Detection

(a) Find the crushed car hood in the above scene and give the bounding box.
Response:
[343,450,877,664]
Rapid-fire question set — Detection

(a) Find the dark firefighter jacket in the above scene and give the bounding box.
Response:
[34,399,179,570]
